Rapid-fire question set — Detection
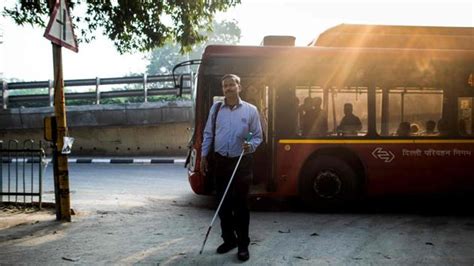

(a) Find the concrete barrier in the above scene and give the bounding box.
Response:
[0,101,194,156]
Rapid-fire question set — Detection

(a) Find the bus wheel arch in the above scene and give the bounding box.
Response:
[298,148,366,209]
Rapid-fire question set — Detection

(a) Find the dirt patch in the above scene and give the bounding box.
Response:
[0,203,56,230]
[2,197,474,265]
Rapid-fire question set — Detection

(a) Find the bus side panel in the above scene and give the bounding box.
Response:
[275,141,474,199]
[275,143,315,197]
[365,142,474,196]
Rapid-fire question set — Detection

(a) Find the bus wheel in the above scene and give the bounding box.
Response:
[300,156,359,209]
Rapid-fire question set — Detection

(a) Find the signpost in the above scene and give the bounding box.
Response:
[44,0,78,52]
[44,0,78,222]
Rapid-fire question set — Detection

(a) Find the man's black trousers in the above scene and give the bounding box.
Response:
[213,152,252,248]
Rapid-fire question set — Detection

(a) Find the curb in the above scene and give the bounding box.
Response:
[2,158,186,164]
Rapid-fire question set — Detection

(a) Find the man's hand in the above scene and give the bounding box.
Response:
[200,156,208,176]
[242,142,251,153]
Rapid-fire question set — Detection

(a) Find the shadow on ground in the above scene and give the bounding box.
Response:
[254,196,474,217]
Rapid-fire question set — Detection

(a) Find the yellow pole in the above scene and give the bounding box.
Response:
[49,0,71,222]
[52,43,71,222]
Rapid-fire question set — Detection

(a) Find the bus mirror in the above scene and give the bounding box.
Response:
[176,75,185,97]
[172,59,202,98]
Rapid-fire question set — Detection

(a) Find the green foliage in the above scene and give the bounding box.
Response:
[66,99,95,106]
[8,88,47,96]
[146,19,241,75]
[3,0,241,54]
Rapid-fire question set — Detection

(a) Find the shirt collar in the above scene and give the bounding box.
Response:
[223,97,243,109]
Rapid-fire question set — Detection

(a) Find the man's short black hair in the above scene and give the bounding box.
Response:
[221,74,241,85]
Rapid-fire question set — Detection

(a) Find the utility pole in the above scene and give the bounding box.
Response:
[45,0,78,222]
[52,42,71,221]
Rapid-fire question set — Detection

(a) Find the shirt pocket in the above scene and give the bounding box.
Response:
[238,117,250,140]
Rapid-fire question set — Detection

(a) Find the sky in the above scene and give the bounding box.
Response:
[0,0,473,81]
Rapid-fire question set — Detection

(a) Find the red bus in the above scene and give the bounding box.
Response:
[185,24,474,208]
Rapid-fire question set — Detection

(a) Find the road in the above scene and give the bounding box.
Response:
[41,163,192,210]
[1,163,474,265]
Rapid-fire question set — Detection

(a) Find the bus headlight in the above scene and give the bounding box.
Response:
[189,148,197,171]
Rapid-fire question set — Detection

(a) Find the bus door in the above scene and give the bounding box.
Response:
[270,77,300,192]
[240,77,272,193]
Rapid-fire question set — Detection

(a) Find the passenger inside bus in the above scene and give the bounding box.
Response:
[410,123,420,135]
[299,97,328,136]
[437,118,449,135]
[337,103,362,135]
[299,97,314,136]
[458,119,468,136]
[396,122,411,136]
[423,120,437,135]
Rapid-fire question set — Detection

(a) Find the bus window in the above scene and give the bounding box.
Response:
[327,87,367,136]
[458,97,473,136]
[376,88,443,136]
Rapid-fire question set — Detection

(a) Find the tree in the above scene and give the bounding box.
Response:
[146,19,241,75]
[3,0,241,54]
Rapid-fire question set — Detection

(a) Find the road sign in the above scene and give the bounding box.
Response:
[44,0,78,52]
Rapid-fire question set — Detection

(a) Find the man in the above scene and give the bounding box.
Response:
[300,96,328,136]
[425,120,436,135]
[313,97,328,136]
[396,121,411,136]
[337,103,362,135]
[200,74,263,261]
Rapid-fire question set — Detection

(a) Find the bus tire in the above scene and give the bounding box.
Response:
[299,155,360,210]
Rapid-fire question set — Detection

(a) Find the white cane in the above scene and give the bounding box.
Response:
[199,133,253,254]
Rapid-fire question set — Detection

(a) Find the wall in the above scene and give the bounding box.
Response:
[0,101,193,156]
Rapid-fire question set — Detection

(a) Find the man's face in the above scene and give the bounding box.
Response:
[344,104,352,115]
[314,98,322,108]
[222,78,241,98]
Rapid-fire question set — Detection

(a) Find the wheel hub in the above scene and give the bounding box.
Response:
[313,169,342,199]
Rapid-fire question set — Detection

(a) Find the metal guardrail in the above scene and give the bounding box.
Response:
[0,139,47,208]
[1,73,192,109]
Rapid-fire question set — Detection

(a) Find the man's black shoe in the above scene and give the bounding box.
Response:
[216,242,237,254]
[237,246,249,261]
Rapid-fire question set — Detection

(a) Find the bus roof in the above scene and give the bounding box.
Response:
[202,43,474,60]
[310,24,474,50]
[201,44,473,88]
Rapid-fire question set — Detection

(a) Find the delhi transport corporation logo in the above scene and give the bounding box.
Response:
[371,147,395,163]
